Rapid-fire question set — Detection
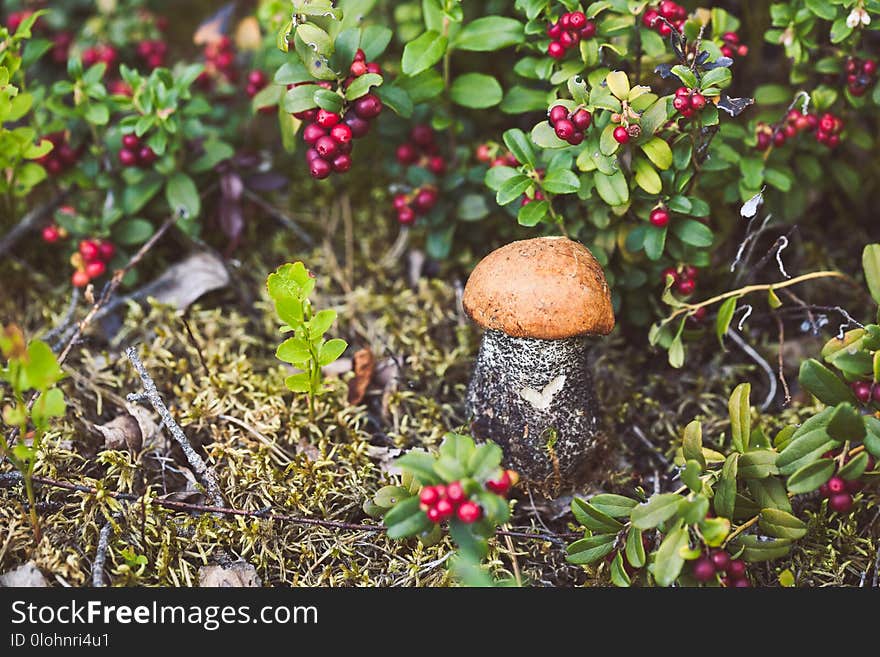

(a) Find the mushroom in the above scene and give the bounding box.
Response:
[462,236,615,488]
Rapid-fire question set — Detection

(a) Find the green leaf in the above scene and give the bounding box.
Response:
[467,443,503,481]
[375,84,413,118]
[590,494,639,518]
[651,520,688,587]
[594,170,629,206]
[799,359,857,406]
[450,73,502,109]
[865,417,880,459]
[572,499,624,533]
[284,372,311,392]
[344,73,383,100]
[786,458,836,494]
[700,67,731,90]
[23,341,64,390]
[715,297,737,348]
[402,31,448,76]
[457,194,490,221]
[542,169,580,194]
[671,65,697,88]
[496,174,532,206]
[112,218,154,246]
[733,534,793,562]
[700,517,730,547]
[165,172,200,220]
[625,526,646,568]
[502,129,536,169]
[373,485,411,509]
[605,71,630,99]
[313,88,343,113]
[682,420,705,468]
[715,453,739,518]
[748,478,792,513]
[396,70,444,104]
[671,219,714,247]
[633,157,662,194]
[434,455,466,482]
[517,200,548,227]
[384,496,432,539]
[640,137,673,170]
[31,387,65,428]
[318,338,347,366]
[738,450,779,479]
[839,452,869,481]
[777,409,839,475]
[276,337,311,364]
[610,552,631,587]
[728,383,751,453]
[862,245,880,305]
[123,176,163,215]
[631,493,683,529]
[827,403,866,442]
[452,17,524,51]
[449,519,489,560]
[395,450,442,485]
[283,84,319,113]
[191,140,235,173]
[566,533,617,565]
[681,460,703,492]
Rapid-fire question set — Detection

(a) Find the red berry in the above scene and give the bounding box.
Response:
[554,119,576,141]
[396,143,418,165]
[643,9,660,28]
[393,194,409,210]
[397,205,415,225]
[580,21,596,39]
[98,242,115,261]
[692,557,717,583]
[309,157,332,180]
[427,156,446,175]
[661,267,679,285]
[456,501,482,524]
[547,22,562,39]
[727,559,746,579]
[72,270,90,288]
[314,135,338,158]
[852,381,872,404]
[413,187,438,213]
[118,149,138,167]
[721,46,734,58]
[649,208,669,227]
[549,105,569,124]
[486,470,512,495]
[426,506,442,523]
[475,144,492,163]
[446,481,466,504]
[819,115,836,133]
[147,54,163,69]
[45,158,63,175]
[673,95,690,112]
[331,153,352,173]
[731,578,752,588]
[419,486,439,507]
[567,131,584,146]
[568,11,586,29]
[353,93,382,119]
[827,134,840,148]
[690,93,706,110]
[773,131,787,147]
[819,483,830,498]
[316,109,340,128]
[547,41,565,59]
[828,493,853,513]
[658,22,672,37]
[559,31,577,48]
[303,123,326,144]
[710,550,731,572]
[366,62,381,75]
[572,108,592,130]
[354,48,366,62]
[42,225,60,243]
[827,476,846,495]
[677,278,696,296]
[613,126,630,144]
[559,13,572,29]
[122,134,140,149]
[343,114,370,139]
[85,261,106,278]
[410,125,434,146]
[138,146,157,166]
[330,123,353,145]
[863,59,877,75]
[349,60,368,77]
[435,498,454,519]
[723,31,739,44]
[79,240,100,261]
[683,265,698,279]
[755,132,771,151]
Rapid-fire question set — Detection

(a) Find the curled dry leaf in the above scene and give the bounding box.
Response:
[135,251,230,311]
[347,347,375,405]
[198,561,261,587]
[0,561,49,587]
[94,413,143,452]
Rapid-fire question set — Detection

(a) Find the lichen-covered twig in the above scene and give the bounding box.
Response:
[125,345,225,508]
[92,522,113,587]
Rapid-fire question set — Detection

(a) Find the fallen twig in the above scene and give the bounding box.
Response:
[92,522,113,587]
[125,345,225,508]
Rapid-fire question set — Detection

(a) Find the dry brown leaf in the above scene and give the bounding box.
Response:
[0,561,48,587]
[347,347,375,405]
[235,17,262,51]
[198,561,261,587]
[94,413,142,452]
[193,4,235,45]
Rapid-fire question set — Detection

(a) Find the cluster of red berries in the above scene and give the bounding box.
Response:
[720,31,749,59]
[71,238,115,288]
[135,39,167,70]
[851,379,880,405]
[546,11,596,60]
[756,110,843,151]
[395,124,445,174]
[818,448,874,512]
[662,264,699,296]
[108,78,133,97]
[196,36,237,89]
[393,186,438,225]
[418,470,517,525]
[51,31,73,64]
[476,144,518,169]
[344,47,382,82]
[692,550,751,587]
[118,133,157,168]
[548,104,592,145]
[36,132,81,176]
[82,44,118,69]
[845,57,877,97]
[672,86,707,119]
[642,1,687,37]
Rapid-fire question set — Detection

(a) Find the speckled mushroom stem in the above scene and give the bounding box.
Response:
[466,329,603,487]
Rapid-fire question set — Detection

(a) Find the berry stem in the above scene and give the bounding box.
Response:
[723,514,759,547]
